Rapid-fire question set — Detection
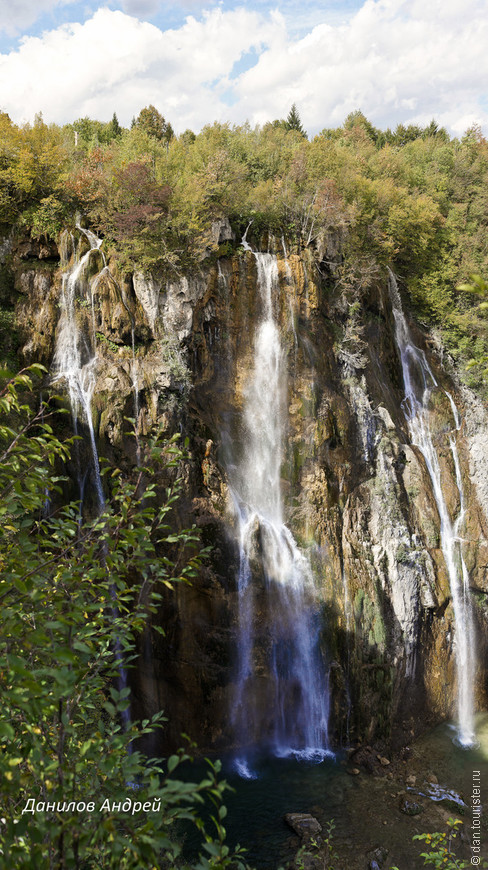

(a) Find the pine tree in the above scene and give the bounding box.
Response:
[284,103,306,137]
[110,111,122,138]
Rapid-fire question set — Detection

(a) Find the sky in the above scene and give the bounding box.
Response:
[0,0,487,137]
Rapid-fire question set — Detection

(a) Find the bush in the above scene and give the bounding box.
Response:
[0,366,249,869]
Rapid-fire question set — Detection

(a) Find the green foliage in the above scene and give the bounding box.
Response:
[284,104,307,138]
[134,105,174,144]
[110,112,122,139]
[288,820,338,870]
[0,367,250,869]
[21,193,72,237]
[97,158,172,272]
[452,273,488,383]
[2,108,488,384]
[95,331,121,353]
[0,307,18,370]
[69,115,126,149]
[412,818,487,869]
[0,113,69,227]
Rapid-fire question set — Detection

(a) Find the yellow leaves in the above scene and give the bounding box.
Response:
[0,114,69,219]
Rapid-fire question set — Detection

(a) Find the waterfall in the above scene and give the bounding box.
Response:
[52,227,105,511]
[389,271,477,748]
[52,227,131,730]
[230,241,330,773]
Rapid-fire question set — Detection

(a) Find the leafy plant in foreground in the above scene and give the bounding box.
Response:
[412,818,482,869]
[0,366,249,869]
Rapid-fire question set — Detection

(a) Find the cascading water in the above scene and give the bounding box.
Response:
[230,239,330,775]
[52,227,105,510]
[389,271,477,748]
[52,227,131,728]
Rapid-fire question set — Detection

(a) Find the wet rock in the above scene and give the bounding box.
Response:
[348,746,385,776]
[16,269,58,364]
[16,236,59,261]
[11,227,488,754]
[413,781,466,811]
[284,813,322,840]
[399,798,424,815]
[368,846,389,869]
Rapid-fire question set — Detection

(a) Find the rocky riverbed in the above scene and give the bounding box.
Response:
[283,715,488,869]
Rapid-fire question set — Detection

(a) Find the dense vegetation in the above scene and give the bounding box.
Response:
[1,105,488,386]
[0,366,250,868]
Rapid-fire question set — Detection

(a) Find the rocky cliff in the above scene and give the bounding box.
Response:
[2,222,488,753]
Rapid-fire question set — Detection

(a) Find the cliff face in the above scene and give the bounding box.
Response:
[5,224,488,752]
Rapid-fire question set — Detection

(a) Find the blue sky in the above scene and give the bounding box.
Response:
[0,0,363,50]
[0,0,487,136]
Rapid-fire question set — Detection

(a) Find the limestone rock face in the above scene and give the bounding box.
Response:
[133,270,208,341]
[11,227,488,753]
[17,269,59,364]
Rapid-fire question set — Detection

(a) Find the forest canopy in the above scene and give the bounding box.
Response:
[1,107,488,387]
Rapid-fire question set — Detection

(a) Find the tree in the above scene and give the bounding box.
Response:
[135,105,174,144]
[0,366,250,869]
[106,160,171,240]
[0,116,68,223]
[110,112,122,139]
[343,110,380,143]
[284,104,307,137]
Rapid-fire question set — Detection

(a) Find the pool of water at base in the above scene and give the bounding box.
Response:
[179,715,488,869]
[179,749,351,868]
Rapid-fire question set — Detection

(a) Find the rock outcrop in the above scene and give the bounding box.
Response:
[7,226,488,753]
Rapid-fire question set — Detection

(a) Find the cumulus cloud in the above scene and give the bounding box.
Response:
[0,0,487,136]
[0,8,276,129]
[228,0,488,134]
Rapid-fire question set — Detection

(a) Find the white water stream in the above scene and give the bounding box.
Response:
[389,272,476,747]
[52,227,105,510]
[231,239,330,774]
[52,227,131,728]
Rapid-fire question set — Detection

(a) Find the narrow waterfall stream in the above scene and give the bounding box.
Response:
[389,272,477,748]
[52,227,130,728]
[52,227,105,510]
[230,242,330,775]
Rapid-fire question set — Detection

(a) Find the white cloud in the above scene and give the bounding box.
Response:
[0,8,275,129]
[0,0,76,35]
[0,0,487,136]
[227,0,488,135]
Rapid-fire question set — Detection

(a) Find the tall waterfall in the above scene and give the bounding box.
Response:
[52,227,105,510]
[389,272,476,748]
[52,228,132,727]
[230,243,330,773]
